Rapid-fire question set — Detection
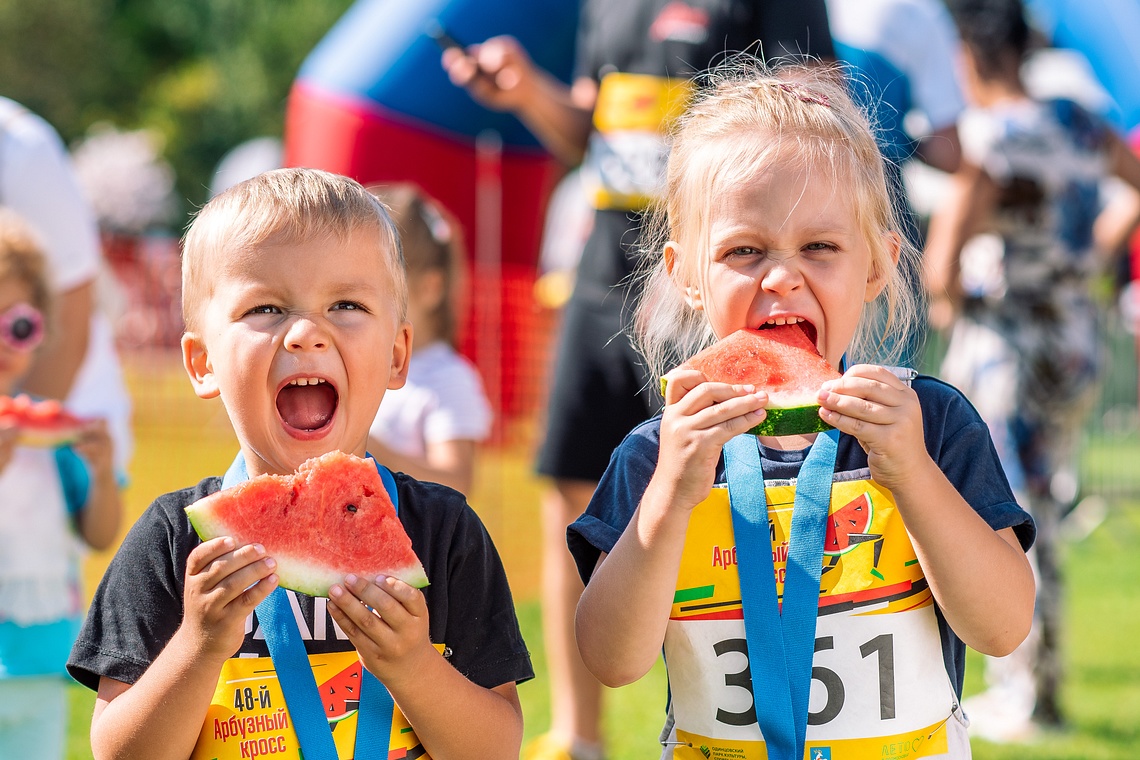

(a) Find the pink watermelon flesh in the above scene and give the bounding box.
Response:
[0,394,87,447]
[185,450,428,597]
[671,325,841,436]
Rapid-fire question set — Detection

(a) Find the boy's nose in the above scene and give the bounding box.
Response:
[284,316,328,351]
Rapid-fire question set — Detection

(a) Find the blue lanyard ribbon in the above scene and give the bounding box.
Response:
[723,430,838,760]
[221,453,397,760]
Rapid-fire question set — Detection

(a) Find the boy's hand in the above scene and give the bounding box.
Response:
[328,575,434,686]
[182,538,278,662]
[817,364,927,492]
[0,424,17,473]
[654,367,768,511]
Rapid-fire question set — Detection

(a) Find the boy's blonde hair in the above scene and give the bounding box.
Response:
[368,183,465,347]
[0,208,53,324]
[635,60,921,380]
[181,168,407,331]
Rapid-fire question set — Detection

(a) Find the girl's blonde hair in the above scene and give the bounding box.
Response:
[181,168,406,331]
[0,208,53,326]
[634,59,921,380]
[368,183,466,347]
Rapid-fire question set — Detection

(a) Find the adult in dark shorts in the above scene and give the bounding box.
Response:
[442,5,833,758]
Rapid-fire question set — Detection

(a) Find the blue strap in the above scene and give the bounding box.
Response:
[724,430,839,760]
[222,453,399,760]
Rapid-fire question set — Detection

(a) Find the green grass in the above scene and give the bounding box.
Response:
[63,498,1140,759]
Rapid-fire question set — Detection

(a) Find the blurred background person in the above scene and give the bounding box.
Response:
[367,183,492,495]
[0,97,133,478]
[442,4,834,759]
[826,0,965,369]
[925,0,1140,739]
[0,210,121,760]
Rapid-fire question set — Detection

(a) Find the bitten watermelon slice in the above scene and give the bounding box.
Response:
[185,451,428,597]
[667,325,841,437]
[0,394,88,447]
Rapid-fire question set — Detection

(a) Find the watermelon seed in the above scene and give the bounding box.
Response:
[346,504,358,513]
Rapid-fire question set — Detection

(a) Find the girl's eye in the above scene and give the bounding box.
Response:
[804,242,838,253]
[724,246,763,260]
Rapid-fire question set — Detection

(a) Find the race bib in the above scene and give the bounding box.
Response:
[582,72,692,210]
[663,479,963,759]
[192,648,439,760]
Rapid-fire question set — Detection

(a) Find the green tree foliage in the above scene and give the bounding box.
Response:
[0,0,354,225]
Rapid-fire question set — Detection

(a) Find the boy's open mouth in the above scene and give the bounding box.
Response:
[277,377,338,433]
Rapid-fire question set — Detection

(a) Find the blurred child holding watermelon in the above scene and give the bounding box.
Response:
[67,169,532,760]
[366,183,491,496]
[568,61,1037,759]
[0,209,121,760]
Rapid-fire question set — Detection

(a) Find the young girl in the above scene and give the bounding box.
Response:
[367,184,491,495]
[568,62,1037,760]
[0,210,120,759]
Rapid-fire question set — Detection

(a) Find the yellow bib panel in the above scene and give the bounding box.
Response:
[662,479,970,759]
[582,72,692,211]
[192,647,442,759]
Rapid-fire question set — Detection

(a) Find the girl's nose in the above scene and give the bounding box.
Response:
[284,316,328,351]
[760,257,803,295]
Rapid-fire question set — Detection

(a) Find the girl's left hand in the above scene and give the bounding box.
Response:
[816,364,926,492]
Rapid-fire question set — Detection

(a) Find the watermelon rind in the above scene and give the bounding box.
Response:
[748,405,833,437]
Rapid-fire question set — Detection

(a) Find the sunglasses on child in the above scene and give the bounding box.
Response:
[0,303,44,352]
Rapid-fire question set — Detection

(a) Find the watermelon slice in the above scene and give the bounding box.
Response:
[185,450,429,596]
[666,325,841,437]
[0,394,88,447]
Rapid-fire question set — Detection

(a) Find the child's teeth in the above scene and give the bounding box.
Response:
[289,377,325,386]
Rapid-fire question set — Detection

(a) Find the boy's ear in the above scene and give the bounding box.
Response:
[181,332,220,399]
[865,231,901,302]
[664,241,703,311]
[387,321,413,390]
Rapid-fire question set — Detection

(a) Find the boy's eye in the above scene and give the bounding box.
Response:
[332,301,367,312]
[246,304,280,315]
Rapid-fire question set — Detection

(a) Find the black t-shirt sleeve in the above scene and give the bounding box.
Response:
[67,480,216,691]
[916,377,1036,551]
[399,477,534,690]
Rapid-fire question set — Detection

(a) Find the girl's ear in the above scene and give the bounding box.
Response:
[665,241,703,311]
[865,231,901,302]
[181,332,220,399]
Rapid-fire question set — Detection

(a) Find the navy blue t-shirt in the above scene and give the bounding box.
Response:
[568,375,1035,698]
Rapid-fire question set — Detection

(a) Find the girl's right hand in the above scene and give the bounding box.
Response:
[181,537,278,661]
[654,367,767,511]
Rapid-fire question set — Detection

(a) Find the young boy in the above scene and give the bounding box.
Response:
[67,168,532,760]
